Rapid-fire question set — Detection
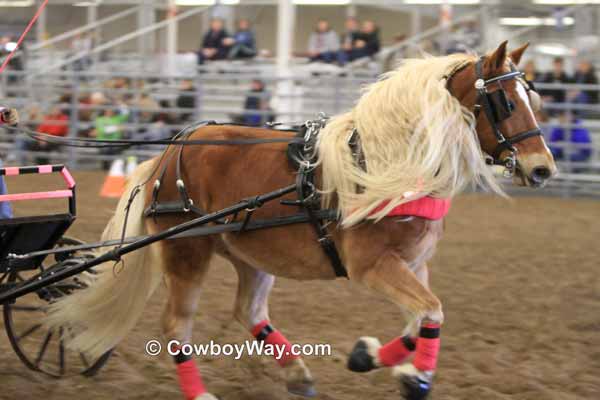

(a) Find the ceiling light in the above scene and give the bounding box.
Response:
[534,44,575,56]
[403,0,480,4]
[175,0,239,5]
[533,0,600,4]
[73,1,100,6]
[0,1,34,6]
[293,0,351,4]
[500,16,575,26]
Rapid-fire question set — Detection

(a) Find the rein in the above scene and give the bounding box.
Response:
[3,121,303,148]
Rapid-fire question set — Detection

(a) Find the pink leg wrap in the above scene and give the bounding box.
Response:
[176,359,206,400]
[378,336,416,367]
[412,323,441,372]
[252,320,299,367]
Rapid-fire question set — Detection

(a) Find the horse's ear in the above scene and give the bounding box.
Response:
[510,43,529,66]
[487,41,509,71]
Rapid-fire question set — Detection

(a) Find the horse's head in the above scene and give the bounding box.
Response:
[449,41,557,187]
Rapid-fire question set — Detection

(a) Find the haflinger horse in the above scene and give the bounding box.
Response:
[46,41,556,400]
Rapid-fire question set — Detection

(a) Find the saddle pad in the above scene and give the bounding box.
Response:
[373,196,451,220]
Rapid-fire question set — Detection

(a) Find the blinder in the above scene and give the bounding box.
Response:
[472,56,543,177]
[486,89,514,123]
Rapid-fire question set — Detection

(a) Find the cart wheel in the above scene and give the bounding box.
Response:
[3,237,112,378]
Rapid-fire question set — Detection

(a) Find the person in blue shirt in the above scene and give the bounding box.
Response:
[227,19,257,60]
[549,112,592,165]
[0,107,18,219]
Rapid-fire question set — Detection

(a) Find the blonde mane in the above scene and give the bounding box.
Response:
[316,53,504,227]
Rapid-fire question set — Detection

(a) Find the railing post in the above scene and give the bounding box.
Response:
[195,73,204,121]
[69,70,80,170]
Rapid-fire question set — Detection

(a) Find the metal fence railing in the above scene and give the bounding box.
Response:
[0,68,599,198]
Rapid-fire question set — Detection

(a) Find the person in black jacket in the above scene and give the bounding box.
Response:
[197,18,231,64]
[572,60,598,105]
[540,57,571,108]
[176,80,196,122]
[338,17,359,65]
[352,20,381,60]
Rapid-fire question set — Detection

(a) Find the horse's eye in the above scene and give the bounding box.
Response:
[508,100,516,111]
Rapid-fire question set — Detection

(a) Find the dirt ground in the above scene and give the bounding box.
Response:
[0,171,599,400]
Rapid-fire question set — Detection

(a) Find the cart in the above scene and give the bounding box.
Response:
[0,165,111,377]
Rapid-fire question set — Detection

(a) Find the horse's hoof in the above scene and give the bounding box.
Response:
[287,381,318,398]
[393,364,433,400]
[194,393,219,400]
[400,375,431,400]
[284,358,317,398]
[347,337,381,373]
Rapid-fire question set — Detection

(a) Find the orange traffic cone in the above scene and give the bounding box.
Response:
[100,159,126,198]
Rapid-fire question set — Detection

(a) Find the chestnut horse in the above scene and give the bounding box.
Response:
[47,42,556,400]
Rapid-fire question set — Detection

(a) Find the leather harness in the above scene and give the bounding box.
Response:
[145,118,349,278]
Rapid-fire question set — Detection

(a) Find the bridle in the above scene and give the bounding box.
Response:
[472,56,543,177]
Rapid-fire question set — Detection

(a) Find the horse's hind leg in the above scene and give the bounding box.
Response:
[230,256,316,398]
[351,254,443,400]
[161,238,218,400]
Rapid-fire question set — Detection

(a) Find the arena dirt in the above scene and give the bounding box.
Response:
[0,171,598,400]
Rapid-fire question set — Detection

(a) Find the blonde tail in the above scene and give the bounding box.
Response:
[45,159,164,358]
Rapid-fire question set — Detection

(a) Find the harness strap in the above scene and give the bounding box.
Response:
[297,165,347,278]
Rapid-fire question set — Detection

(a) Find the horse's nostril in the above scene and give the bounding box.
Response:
[531,166,551,181]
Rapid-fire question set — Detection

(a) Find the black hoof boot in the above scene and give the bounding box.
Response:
[347,338,378,373]
[400,375,432,400]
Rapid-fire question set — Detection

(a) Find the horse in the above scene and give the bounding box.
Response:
[46,41,556,400]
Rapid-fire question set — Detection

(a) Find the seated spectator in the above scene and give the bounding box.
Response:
[176,80,196,122]
[549,112,592,167]
[227,18,257,60]
[90,107,129,170]
[139,113,172,148]
[29,105,69,163]
[523,60,541,83]
[352,20,381,60]
[338,17,360,65]
[308,19,340,63]
[229,80,273,126]
[571,60,598,109]
[198,18,230,64]
[134,92,159,124]
[540,57,571,113]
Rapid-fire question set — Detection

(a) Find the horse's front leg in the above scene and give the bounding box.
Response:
[351,253,443,400]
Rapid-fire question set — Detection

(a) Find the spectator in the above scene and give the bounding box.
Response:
[540,57,571,107]
[0,36,25,92]
[231,79,274,127]
[523,60,541,83]
[571,60,598,107]
[30,105,69,163]
[338,17,360,65]
[353,20,381,60]
[90,107,129,170]
[176,80,196,122]
[549,112,592,167]
[198,18,230,64]
[71,33,92,72]
[134,92,159,124]
[308,19,340,63]
[140,113,172,148]
[227,18,257,60]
